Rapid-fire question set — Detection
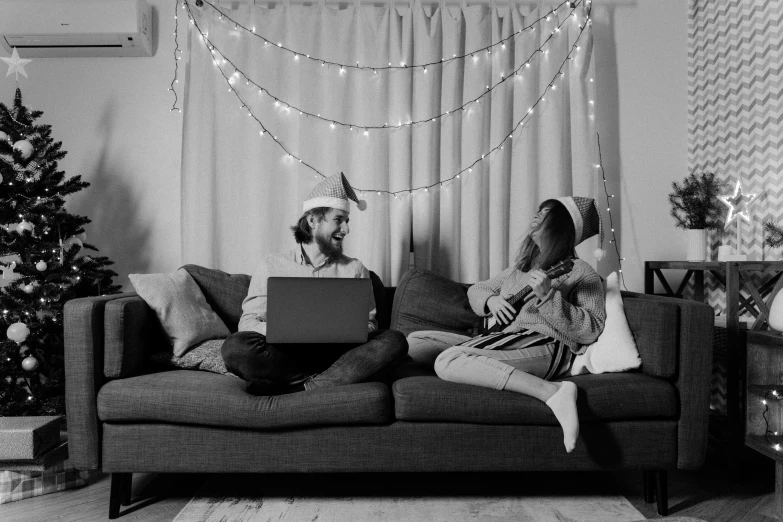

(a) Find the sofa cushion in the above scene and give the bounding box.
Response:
[182,265,251,333]
[97,371,391,429]
[392,373,676,424]
[128,269,230,356]
[622,297,679,379]
[390,268,482,337]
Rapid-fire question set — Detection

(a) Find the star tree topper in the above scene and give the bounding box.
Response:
[1,48,32,81]
[718,178,760,228]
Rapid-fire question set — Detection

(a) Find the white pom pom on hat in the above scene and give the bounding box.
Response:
[303,172,366,213]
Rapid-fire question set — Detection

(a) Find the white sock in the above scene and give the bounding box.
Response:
[545,381,579,453]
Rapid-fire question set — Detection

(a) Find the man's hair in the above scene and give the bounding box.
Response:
[291,207,330,244]
[515,199,576,272]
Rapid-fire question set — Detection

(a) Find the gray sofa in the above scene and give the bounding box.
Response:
[63,264,714,519]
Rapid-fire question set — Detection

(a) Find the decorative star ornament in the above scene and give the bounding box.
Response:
[1,48,32,81]
[718,179,759,228]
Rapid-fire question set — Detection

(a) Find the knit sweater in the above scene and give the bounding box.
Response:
[467,258,606,354]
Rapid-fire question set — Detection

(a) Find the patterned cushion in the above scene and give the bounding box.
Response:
[150,339,231,375]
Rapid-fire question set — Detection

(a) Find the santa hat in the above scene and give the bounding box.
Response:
[555,196,605,260]
[302,172,366,213]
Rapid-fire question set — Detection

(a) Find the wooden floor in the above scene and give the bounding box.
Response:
[0,445,780,522]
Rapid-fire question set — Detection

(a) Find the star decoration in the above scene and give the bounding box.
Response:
[1,48,32,81]
[718,179,759,229]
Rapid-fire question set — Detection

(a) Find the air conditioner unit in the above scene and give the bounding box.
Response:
[0,0,153,58]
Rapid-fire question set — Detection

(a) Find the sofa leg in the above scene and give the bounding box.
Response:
[655,470,668,516]
[642,470,655,503]
[109,473,131,519]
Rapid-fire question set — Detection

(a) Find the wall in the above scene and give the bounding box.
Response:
[593,0,688,291]
[0,0,688,291]
[0,0,183,290]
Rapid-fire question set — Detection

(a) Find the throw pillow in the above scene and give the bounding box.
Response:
[150,339,235,376]
[129,268,230,356]
[570,271,642,375]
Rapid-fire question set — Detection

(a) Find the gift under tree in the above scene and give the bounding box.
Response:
[0,88,120,416]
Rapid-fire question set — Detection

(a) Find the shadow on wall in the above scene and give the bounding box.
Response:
[593,6,626,284]
[70,101,152,288]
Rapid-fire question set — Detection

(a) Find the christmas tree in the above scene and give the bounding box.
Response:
[0,88,121,416]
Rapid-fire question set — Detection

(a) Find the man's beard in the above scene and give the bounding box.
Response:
[314,229,344,262]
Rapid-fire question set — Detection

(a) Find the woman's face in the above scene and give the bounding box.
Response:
[529,204,553,245]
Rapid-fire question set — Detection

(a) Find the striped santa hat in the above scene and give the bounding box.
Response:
[555,196,605,260]
[303,172,366,213]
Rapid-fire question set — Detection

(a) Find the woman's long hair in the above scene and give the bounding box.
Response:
[515,199,576,272]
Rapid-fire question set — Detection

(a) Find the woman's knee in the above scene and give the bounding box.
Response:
[434,347,466,379]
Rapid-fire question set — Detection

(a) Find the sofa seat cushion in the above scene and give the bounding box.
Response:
[98,370,391,429]
[393,373,676,425]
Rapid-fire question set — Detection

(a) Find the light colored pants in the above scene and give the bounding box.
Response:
[407,330,563,391]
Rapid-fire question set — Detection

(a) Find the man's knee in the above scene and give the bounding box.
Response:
[377,329,408,360]
[221,331,267,371]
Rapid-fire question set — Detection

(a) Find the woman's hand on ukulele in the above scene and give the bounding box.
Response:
[487,295,516,325]
[528,269,552,299]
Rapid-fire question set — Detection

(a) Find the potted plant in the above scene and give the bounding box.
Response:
[668,172,724,261]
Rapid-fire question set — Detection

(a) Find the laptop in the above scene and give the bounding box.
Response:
[266,277,372,344]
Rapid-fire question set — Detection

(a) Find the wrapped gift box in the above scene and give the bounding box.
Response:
[0,416,63,460]
[0,457,91,504]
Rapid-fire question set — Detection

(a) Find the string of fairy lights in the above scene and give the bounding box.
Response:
[595,133,626,289]
[168,0,625,267]
[758,389,783,453]
[196,7,581,133]
[176,0,590,194]
[169,0,182,112]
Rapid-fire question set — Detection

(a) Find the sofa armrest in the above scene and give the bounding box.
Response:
[64,292,135,471]
[622,291,714,470]
[104,295,168,379]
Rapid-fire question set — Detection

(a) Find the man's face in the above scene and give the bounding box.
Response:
[311,208,350,259]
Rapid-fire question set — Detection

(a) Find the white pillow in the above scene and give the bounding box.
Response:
[570,272,641,375]
[129,268,230,357]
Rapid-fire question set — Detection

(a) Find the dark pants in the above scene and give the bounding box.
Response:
[221,329,408,393]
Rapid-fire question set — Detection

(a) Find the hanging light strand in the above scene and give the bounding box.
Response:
[188,0,581,72]
[595,133,626,290]
[186,2,580,132]
[180,0,589,196]
[170,0,184,112]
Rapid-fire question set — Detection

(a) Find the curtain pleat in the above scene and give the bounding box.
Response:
[181,1,595,285]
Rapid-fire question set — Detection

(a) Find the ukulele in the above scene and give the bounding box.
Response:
[483,258,575,334]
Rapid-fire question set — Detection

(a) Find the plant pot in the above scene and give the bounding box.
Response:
[686,229,707,261]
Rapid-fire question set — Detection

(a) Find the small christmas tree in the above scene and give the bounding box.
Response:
[764,221,783,249]
[668,172,724,230]
[0,88,121,416]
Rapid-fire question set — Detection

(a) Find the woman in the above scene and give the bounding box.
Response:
[407,196,606,453]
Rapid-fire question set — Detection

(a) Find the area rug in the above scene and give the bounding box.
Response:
[173,486,647,522]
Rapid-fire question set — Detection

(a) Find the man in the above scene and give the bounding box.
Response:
[221,172,408,393]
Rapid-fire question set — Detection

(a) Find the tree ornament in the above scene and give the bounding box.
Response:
[7,322,30,343]
[63,236,83,251]
[16,220,33,233]
[35,260,47,271]
[0,130,9,142]
[12,140,34,159]
[21,356,38,372]
[22,282,35,293]
[1,48,32,81]
[76,232,87,242]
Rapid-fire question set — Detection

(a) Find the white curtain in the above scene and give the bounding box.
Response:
[181,0,596,285]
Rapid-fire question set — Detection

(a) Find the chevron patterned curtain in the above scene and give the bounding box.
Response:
[688,0,783,312]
